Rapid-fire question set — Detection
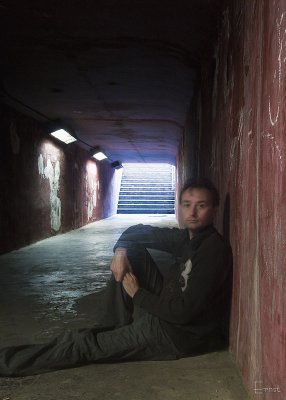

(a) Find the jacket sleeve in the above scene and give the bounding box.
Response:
[132,236,231,324]
[113,224,186,254]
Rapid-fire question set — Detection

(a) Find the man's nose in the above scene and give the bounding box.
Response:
[190,206,197,216]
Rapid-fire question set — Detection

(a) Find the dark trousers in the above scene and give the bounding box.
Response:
[0,246,178,377]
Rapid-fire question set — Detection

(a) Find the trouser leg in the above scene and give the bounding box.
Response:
[127,245,164,295]
[95,313,177,362]
[0,245,168,377]
[94,276,133,328]
[0,314,177,377]
[0,328,104,377]
[95,245,163,327]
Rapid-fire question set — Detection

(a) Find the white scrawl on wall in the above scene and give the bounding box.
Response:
[87,179,99,220]
[86,161,99,221]
[268,11,286,126]
[38,153,62,231]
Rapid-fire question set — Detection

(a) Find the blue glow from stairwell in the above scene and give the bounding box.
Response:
[117,163,176,214]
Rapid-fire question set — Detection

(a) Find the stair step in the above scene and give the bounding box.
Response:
[120,184,174,189]
[118,209,175,214]
[117,163,175,214]
[123,174,173,176]
[118,201,174,205]
[123,179,172,182]
[118,202,174,206]
[116,206,174,214]
[120,189,173,193]
[119,195,175,200]
[118,208,175,213]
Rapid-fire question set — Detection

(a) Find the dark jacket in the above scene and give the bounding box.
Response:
[114,224,232,355]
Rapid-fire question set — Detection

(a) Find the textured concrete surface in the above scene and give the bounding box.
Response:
[197,1,286,398]
[0,214,249,399]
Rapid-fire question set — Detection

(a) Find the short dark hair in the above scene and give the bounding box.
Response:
[179,177,220,207]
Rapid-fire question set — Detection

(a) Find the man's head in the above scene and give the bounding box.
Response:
[179,178,219,236]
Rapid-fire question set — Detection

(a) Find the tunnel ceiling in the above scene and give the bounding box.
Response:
[0,0,221,164]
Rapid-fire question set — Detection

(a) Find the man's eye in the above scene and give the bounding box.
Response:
[198,204,206,208]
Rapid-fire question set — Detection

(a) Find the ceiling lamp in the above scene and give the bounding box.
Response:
[92,149,108,161]
[50,128,77,144]
[110,161,123,169]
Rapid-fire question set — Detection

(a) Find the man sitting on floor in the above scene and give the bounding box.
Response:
[0,178,232,376]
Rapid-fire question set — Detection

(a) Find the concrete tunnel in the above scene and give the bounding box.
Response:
[0,1,285,399]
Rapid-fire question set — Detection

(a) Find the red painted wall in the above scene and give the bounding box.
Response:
[198,1,286,398]
[0,105,122,254]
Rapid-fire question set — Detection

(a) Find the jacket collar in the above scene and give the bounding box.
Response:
[188,224,216,250]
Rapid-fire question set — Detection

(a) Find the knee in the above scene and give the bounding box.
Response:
[127,245,149,267]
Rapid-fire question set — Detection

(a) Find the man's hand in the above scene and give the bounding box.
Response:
[110,248,133,282]
[122,273,140,298]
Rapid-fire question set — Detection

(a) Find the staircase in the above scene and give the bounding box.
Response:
[117,163,175,214]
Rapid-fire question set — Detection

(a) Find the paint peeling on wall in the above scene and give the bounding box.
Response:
[86,161,99,221]
[38,153,61,232]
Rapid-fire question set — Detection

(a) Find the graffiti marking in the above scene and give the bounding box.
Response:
[268,12,286,126]
[38,154,61,231]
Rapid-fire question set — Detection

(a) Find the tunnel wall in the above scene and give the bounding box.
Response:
[198,0,286,398]
[176,85,200,223]
[0,104,122,254]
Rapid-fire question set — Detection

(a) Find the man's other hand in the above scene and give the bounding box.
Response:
[110,248,132,282]
[122,273,140,298]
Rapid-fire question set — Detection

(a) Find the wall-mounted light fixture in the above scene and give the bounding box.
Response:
[110,160,123,169]
[91,148,108,161]
[50,128,77,144]
[47,123,119,167]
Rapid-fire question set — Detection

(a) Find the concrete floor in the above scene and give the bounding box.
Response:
[0,214,249,400]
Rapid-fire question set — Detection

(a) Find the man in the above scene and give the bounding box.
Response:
[0,178,232,376]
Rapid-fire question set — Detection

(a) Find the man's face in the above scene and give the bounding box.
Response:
[180,188,217,236]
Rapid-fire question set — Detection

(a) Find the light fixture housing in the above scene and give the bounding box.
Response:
[110,161,123,169]
[92,149,108,161]
[50,128,77,144]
